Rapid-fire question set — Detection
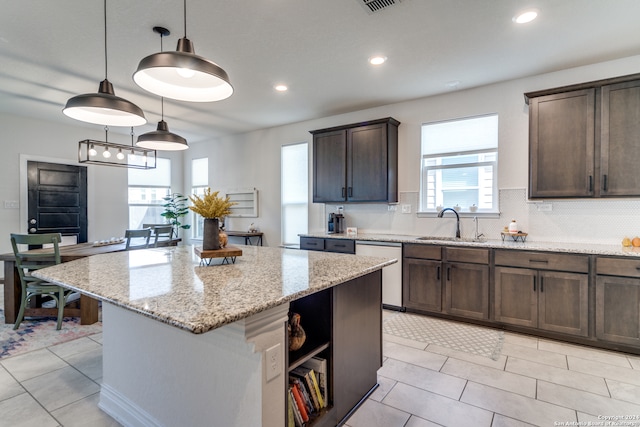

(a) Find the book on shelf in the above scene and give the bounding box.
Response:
[290,377,314,415]
[289,382,309,423]
[302,356,328,407]
[291,366,324,410]
[288,387,303,427]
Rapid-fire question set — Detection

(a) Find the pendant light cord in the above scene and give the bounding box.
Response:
[103,0,108,79]
[183,0,187,38]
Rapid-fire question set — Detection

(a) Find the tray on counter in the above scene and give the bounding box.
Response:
[500,232,528,242]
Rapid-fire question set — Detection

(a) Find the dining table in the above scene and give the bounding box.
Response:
[1,238,180,325]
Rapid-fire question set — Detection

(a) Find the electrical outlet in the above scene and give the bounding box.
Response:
[265,343,282,382]
[401,204,411,214]
[388,205,397,211]
[537,203,552,212]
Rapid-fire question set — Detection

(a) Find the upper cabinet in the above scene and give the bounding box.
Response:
[311,117,400,203]
[526,74,640,198]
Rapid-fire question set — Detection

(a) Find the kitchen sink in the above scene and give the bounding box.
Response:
[415,236,487,243]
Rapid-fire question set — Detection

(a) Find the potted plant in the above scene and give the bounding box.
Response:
[189,188,236,250]
[161,193,191,239]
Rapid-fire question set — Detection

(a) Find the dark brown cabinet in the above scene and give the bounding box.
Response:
[300,236,355,254]
[311,117,400,203]
[595,257,640,347]
[402,244,489,320]
[494,250,589,337]
[526,74,640,198]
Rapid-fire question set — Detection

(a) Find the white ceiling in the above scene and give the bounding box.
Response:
[1,0,640,143]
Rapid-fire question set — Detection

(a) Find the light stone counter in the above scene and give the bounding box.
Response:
[301,232,640,257]
[33,244,396,334]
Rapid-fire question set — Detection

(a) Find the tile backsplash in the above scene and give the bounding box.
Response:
[320,188,640,245]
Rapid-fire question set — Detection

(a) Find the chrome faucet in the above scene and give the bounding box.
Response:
[473,216,485,241]
[437,208,460,238]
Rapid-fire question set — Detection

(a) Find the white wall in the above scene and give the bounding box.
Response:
[186,54,640,247]
[0,115,184,256]
[3,54,640,258]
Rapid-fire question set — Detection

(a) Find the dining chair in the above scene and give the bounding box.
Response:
[151,225,173,247]
[124,228,152,250]
[10,233,73,330]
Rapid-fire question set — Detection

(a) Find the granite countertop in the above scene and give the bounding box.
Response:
[32,245,396,334]
[300,232,640,257]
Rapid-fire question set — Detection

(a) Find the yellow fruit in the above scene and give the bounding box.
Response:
[633,237,640,247]
[622,237,632,247]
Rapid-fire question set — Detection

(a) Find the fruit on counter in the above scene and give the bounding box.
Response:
[633,237,640,247]
[622,237,632,247]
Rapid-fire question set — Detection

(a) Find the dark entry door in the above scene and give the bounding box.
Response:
[27,161,88,243]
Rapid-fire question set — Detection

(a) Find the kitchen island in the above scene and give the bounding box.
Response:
[33,244,396,427]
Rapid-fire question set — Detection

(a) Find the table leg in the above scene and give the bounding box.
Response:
[3,261,19,324]
[80,294,99,325]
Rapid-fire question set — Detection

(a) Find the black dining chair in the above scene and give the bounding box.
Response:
[124,228,152,250]
[10,233,73,330]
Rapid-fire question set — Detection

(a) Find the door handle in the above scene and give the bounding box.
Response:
[436,265,440,281]
[603,174,608,192]
[533,276,536,292]
[447,266,451,281]
[588,175,593,192]
[29,228,37,233]
[29,218,36,225]
[540,277,544,293]
[348,187,353,197]
[342,187,346,198]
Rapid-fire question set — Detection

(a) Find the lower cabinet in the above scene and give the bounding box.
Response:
[403,244,489,320]
[300,236,355,254]
[494,251,589,337]
[287,267,382,426]
[596,257,640,347]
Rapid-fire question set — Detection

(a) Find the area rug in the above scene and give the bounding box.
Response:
[0,305,102,359]
[383,311,504,360]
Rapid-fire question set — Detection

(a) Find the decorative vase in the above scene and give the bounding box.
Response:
[203,218,221,250]
[219,230,228,248]
[288,312,306,351]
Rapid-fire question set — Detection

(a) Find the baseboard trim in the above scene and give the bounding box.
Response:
[99,383,162,427]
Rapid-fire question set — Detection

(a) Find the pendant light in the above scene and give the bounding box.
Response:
[136,27,188,151]
[78,127,157,169]
[63,0,146,126]
[132,0,233,102]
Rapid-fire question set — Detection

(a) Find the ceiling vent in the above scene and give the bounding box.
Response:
[359,0,401,14]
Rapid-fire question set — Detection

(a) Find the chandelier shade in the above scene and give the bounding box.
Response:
[133,38,233,102]
[64,80,146,126]
[137,119,188,151]
[78,139,157,169]
[63,0,146,126]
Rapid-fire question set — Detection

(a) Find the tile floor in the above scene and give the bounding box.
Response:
[2,315,640,427]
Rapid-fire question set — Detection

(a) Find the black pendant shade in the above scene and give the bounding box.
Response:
[137,119,188,151]
[63,79,146,126]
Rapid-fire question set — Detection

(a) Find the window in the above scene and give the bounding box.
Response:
[191,158,208,239]
[281,142,308,246]
[420,114,498,213]
[128,158,171,229]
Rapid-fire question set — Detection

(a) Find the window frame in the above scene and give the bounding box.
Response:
[127,158,172,229]
[418,114,499,217]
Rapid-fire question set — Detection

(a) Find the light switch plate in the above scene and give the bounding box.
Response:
[401,204,411,214]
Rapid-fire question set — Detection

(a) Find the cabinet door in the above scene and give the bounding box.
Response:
[347,123,388,202]
[402,258,442,312]
[596,275,640,346]
[313,130,347,202]
[529,89,595,198]
[600,80,640,196]
[494,266,537,328]
[538,271,589,337]
[445,262,489,319]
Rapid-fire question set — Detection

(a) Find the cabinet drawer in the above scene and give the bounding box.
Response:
[325,239,355,254]
[494,250,588,273]
[403,244,442,260]
[445,247,489,264]
[597,257,640,278]
[300,237,325,251]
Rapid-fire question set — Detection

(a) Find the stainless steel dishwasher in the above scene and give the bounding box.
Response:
[355,241,403,310]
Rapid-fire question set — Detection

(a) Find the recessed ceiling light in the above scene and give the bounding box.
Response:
[513,9,538,24]
[274,84,288,92]
[369,56,387,66]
